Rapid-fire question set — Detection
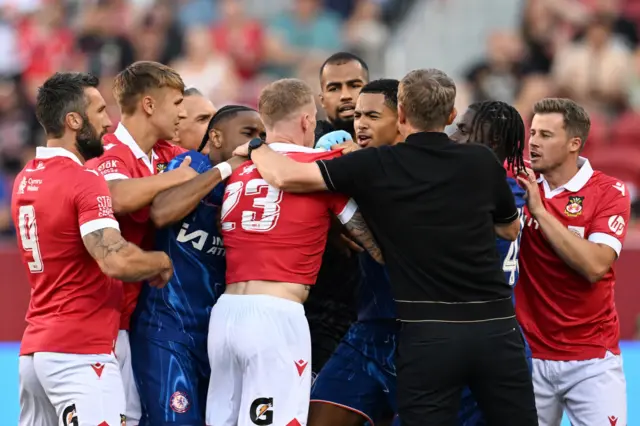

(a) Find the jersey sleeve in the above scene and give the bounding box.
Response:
[316,147,378,198]
[92,150,132,182]
[74,170,120,237]
[586,182,631,256]
[329,195,358,224]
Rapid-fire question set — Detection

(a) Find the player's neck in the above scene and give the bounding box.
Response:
[119,116,159,156]
[46,138,85,164]
[265,133,304,147]
[542,161,580,191]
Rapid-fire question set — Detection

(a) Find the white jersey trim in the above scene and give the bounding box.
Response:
[588,232,622,257]
[336,199,358,224]
[103,173,130,181]
[80,218,120,238]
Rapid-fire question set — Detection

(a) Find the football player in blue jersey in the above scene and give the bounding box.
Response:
[130,97,264,425]
[309,79,403,426]
[450,100,531,426]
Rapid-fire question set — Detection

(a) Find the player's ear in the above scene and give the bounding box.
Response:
[447,108,457,126]
[66,112,82,131]
[318,92,326,110]
[397,103,407,125]
[568,136,582,154]
[142,95,154,116]
[210,129,223,150]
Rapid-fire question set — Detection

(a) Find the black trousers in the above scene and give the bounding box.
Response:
[396,318,538,426]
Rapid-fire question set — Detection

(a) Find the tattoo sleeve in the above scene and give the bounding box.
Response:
[82,227,168,282]
[343,211,384,264]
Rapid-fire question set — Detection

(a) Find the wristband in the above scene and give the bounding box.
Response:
[214,162,232,180]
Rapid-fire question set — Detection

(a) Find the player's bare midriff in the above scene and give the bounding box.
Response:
[225,280,311,304]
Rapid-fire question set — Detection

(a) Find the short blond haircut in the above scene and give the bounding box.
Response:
[533,98,591,149]
[113,61,185,115]
[258,78,315,128]
[398,68,456,131]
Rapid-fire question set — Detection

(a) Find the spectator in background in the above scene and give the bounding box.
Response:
[552,13,633,116]
[344,0,389,76]
[576,0,638,49]
[266,0,343,78]
[172,26,239,106]
[212,0,265,83]
[464,31,525,104]
[76,0,136,77]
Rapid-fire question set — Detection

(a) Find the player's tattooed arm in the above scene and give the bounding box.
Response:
[82,227,173,287]
[343,212,384,264]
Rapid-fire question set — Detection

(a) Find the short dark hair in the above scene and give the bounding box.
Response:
[468,101,526,174]
[398,68,456,131]
[319,52,369,80]
[198,105,257,152]
[360,79,399,111]
[184,87,203,97]
[533,98,591,150]
[35,72,100,138]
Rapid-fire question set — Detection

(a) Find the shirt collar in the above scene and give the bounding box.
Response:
[537,157,593,195]
[35,147,82,165]
[269,142,321,153]
[405,131,451,146]
[114,123,158,172]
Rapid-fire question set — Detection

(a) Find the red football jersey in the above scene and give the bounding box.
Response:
[515,158,631,361]
[12,147,122,355]
[222,143,357,285]
[86,123,185,330]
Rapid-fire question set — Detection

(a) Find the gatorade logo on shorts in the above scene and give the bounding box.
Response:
[249,397,273,425]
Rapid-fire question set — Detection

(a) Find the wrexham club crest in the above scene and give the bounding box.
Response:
[565,196,584,217]
[156,162,167,173]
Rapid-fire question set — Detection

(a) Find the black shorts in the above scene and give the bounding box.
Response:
[396,317,538,426]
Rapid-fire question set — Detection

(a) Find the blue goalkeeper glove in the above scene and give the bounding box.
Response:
[315,130,353,151]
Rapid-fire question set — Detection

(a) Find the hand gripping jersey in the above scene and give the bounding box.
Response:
[86,123,185,330]
[515,158,631,361]
[12,147,122,355]
[222,143,358,285]
[501,167,527,289]
[133,151,226,343]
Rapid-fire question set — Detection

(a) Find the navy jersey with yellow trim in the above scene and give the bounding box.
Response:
[132,151,226,345]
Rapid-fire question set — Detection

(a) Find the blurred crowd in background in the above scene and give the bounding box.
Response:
[0,0,640,237]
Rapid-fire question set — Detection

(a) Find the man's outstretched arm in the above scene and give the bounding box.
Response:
[247,143,328,193]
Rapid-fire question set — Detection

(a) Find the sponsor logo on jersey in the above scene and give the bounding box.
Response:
[17,177,27,194]
[608,215,625,236]
[250,397,273,425]
[170,391,190,413]
[564,196,584,217]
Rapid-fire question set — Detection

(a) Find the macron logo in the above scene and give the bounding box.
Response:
[612,182,625,196]
[104,143,116,151]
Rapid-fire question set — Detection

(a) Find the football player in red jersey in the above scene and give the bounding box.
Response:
[85,61,197,424]
[14,72,173,426]
[205,78,381,426]
[516,98,631,426]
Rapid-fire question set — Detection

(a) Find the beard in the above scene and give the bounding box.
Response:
[329,115,355,136]
[75,115,105,162]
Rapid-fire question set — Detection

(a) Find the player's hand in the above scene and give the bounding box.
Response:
[517,168,544,217]
[332,140,360,154]
[233,142,250,157]
[316,130,352,151]
[175,156,198,181]
[148,254,173,289]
